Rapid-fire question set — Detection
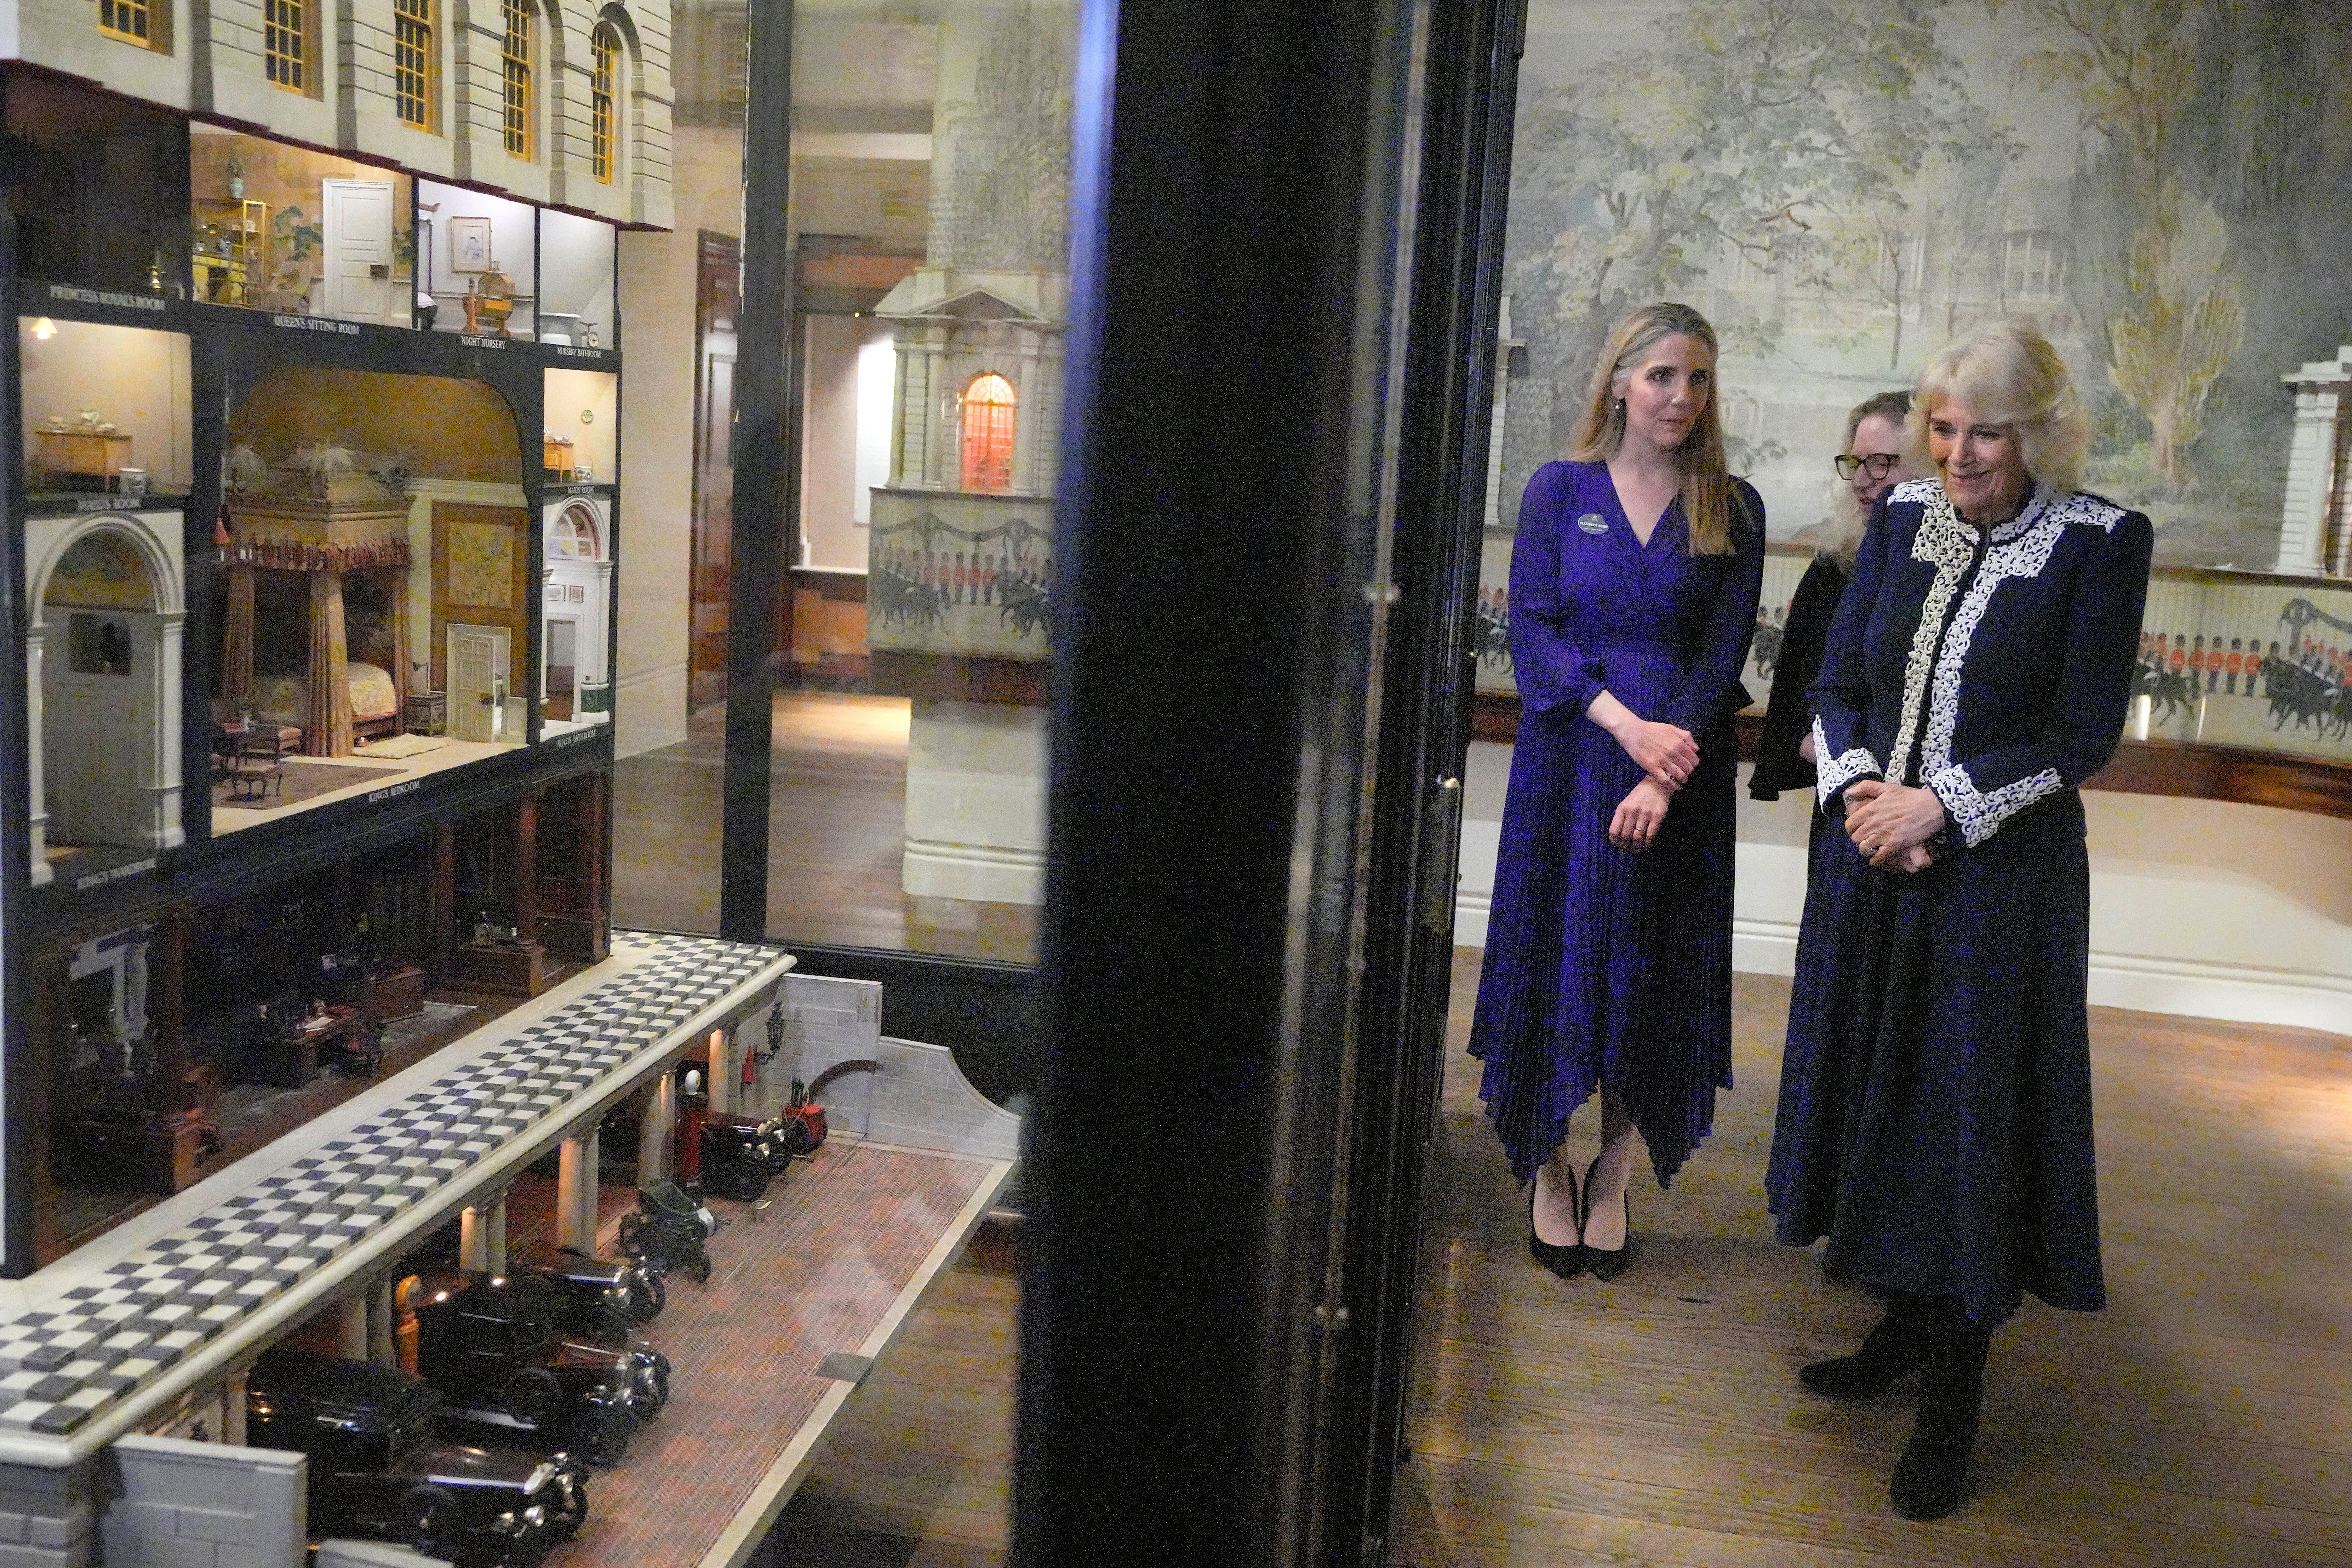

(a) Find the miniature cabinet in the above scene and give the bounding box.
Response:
[192,198,267,306]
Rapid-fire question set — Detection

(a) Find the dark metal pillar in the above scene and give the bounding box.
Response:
[1016,0,1433,1561]
[718,0,798,943]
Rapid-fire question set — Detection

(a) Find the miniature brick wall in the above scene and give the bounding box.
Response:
[869,1038,1022,1162]
[0,1456,95,1568]
[98,1436,306,1568]
[758,976,1021,1163]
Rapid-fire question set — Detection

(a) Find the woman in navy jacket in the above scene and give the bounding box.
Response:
[1766,321,2151,1521]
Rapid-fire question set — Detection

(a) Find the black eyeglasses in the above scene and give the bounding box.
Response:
[1834,452,1900,481]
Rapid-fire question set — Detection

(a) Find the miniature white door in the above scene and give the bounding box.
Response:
[322,179,398,325]
[446,624,509,743]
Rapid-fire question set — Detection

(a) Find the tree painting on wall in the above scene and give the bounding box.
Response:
[1500,0,2352,571]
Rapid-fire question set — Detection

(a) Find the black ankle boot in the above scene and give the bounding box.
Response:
[1800,1294,1931,1399]
[1890,1308,1992,1521]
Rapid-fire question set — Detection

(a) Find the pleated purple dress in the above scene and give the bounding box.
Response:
[1469,460,1764,1185]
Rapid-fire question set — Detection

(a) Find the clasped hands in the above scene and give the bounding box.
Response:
[1607,714,1696,855]
[1841,779,1945,873]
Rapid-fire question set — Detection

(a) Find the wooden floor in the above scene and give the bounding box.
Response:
[612,694,1039,962]
[1393,959,2352,1568]
[737,956,2352,1567]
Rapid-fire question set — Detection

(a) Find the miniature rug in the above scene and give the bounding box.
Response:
[212,761,406,810]
[354,734,449,759]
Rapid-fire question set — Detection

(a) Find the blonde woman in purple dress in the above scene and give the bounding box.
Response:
[1469,302,1763,1281]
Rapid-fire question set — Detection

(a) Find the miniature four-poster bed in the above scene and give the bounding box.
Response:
[218,495,411,758]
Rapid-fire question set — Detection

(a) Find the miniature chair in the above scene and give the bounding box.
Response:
[226,724,298,801]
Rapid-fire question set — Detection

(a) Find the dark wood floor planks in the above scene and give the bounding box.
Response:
[735,945,2352,1567]
[1398,959,2352,1568]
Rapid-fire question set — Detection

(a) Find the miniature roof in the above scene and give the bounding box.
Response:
[874,267,1063,328]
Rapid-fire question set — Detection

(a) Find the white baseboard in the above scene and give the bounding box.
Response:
[1732,917,1801,976]
[613,661,690,757]
[902,839,1044,905]
[2083,953,2352,1036]
[1455,901,2350,1036]
[1453,892,1490,951]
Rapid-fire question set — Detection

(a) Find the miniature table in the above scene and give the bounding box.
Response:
[36,432,134,491]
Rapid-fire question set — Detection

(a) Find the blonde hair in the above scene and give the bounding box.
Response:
[1567,301,1747,555]
[1908,319,2089,496]
[1819,390,1915,562]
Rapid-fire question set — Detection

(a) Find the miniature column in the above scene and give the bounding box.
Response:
[224,1365,250,1445]
[461,1204,487,1271]
[368,1273,397,1367]
[638,1073,674,1183]
[24,620,47,885]
[338,1294,369,1361]
[485,1191,506,1271]
[706,1029,731,1115]
[460,1190,508,1273]
[557,1128,601,1253]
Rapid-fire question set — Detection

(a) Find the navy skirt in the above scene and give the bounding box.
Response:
[1767,790,2106,1322]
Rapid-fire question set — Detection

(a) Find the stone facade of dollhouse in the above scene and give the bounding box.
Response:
[2,0,672,228]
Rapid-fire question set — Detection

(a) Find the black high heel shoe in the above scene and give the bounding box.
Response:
[1580,1155,1630,1281]
[1526,1167,1585,1279]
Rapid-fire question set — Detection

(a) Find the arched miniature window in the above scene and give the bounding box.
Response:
[395,0,437,130]
[960,373,1017,493]
[591,26,621,183]
[501,0,535,157]
[552,502,601,559]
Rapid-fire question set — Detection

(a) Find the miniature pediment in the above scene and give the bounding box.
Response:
[924,287,1041,323]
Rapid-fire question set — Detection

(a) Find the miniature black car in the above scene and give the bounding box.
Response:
[616,1180,717,1282]
[246,1347,587,1568]
[512,1240,666,1338]
[413,1272,647,1465]
[699,1113,793,1201]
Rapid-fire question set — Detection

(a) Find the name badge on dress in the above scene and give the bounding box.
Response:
[1576,512,1609,535]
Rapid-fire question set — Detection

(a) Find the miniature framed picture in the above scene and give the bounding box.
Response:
[449,215,494,274]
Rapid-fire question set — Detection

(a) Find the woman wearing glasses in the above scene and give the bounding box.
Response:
[1750,392,1920,811]
[1469,302,1763,1282]
[1767,321,2151,1520]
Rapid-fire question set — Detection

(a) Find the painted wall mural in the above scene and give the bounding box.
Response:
[1477,1,2352,767]
[1497,0,2352,573]
[1478,544,2352,768]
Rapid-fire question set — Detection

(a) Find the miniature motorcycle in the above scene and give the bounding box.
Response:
[615,1180,717,1284]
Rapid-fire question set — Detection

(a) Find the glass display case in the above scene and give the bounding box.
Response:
[3,68,190,296]
[189,127,415,324]
[416,180,536,339]
[18,317,194,501]
[536,210,615,350]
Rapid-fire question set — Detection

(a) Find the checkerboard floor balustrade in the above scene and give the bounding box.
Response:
[0,933,784,1439]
